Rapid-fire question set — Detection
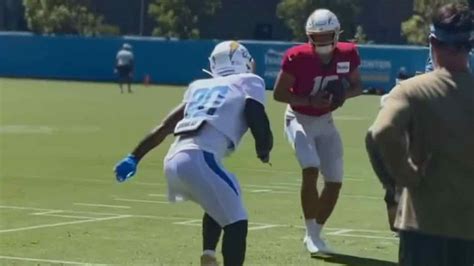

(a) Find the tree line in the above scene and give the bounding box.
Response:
[23,0,469,45]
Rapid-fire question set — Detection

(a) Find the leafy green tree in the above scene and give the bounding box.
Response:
[353,25,369,44]
[276,0,362,41]
[148,0,221,39]
[401,0,467,45]
[23,0,119,36]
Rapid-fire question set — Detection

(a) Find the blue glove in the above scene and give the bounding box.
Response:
[114,154,138,182]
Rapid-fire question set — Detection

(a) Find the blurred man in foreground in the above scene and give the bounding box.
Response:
[367,3,474,265]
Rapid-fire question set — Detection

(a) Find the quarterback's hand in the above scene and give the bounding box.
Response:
[324,79,347,109]
[114,154,138,182]
[309,90,332,109]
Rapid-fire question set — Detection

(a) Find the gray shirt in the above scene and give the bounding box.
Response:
[116,49,134,67]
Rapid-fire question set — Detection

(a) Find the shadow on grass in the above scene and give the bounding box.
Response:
[312,253,397,266]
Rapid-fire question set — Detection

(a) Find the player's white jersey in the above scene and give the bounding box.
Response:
[116,49,134,66]
[173,73,266,156]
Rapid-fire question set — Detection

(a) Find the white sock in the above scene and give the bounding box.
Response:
[305,219,316,236]
[305,219,323,237]
[315,222,323,237]
[202,250,216,257]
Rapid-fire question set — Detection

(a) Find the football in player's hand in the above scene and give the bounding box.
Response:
[324,79,347,109]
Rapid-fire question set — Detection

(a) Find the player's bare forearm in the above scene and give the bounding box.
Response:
[345,68,363,99]
[244,99,273,161]
[274,71,307,106]
[275,92,310,106]
[131,104,185,161]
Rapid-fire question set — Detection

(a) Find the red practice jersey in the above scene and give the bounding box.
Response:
[281,42,361,116]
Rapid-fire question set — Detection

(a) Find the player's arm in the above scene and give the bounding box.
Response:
[114,104,185,182]
[367,88,422,187]
[345,68,363,98]
[131,103,185,160]
[273,71,330,107]
[245,99,273,162]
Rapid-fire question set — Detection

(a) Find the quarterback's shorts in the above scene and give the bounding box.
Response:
[163,149,247,227]
[284,107,344,183]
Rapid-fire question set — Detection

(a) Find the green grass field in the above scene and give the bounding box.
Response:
[0,78,398,265]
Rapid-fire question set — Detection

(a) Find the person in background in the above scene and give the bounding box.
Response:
[115,43,134,93]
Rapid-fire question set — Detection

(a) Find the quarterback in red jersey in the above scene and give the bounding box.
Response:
[273,9,363,254]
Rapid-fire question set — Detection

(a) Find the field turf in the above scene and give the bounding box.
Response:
[0,78,398,265]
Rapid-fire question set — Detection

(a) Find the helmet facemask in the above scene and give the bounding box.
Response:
[308,30,340,54]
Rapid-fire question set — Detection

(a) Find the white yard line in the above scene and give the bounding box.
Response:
[270,191,295,194]
[147,194,167,197]
[114,198,168,204]
[0,174,164,187]
[249,224,281,231]
[32,209,96,219]
[74,203,131,209]
[31,210,62,215]
[173,219,201,226]
[334,115,369,121]
[274,182,300,187]
[0,255,105,265]
[326,229,354,235]
[174,219,281,231]
[35,214,98,220]
[246,184,295,190]
[331,233,396,241]
[342,195,380,200]
[233,168,368,179]
[0,215,130,234]
[0,205,185,221]
[0,205,396,240]
[249,189,273,193]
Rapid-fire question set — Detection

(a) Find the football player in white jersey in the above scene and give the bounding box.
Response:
[114,41,273,266]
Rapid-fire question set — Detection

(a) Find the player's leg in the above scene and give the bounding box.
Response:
[201,212,222,265]
[222,219,248,266]
[171,150,248,265]
[199,151,247,266]
[127,67,132,93]
[315,182,341,225]
[301,167,319,221]
[117,66,125,94]
[119,78,124,93]
[285,114,323,253]
[164,151,220,265]
[314,125,344,252]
